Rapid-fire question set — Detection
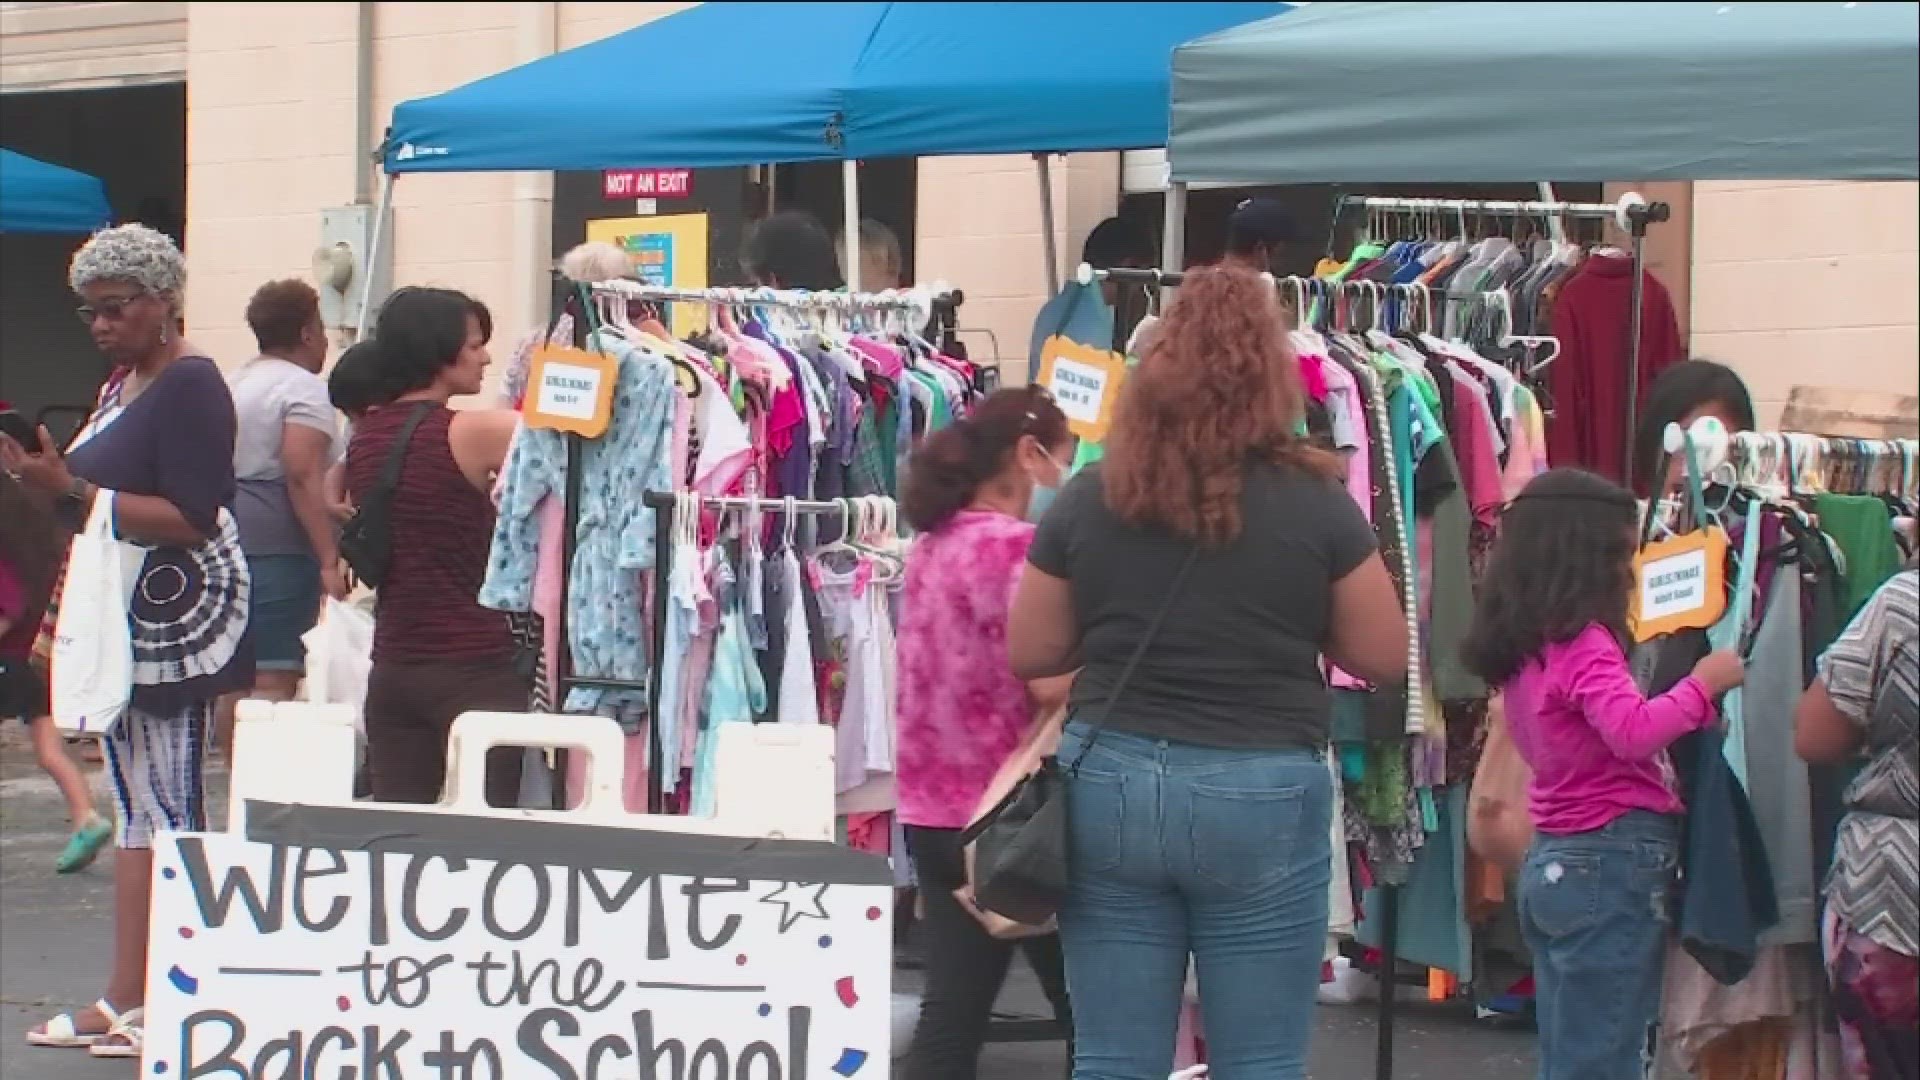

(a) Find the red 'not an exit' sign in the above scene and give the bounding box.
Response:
[603,169,692,199]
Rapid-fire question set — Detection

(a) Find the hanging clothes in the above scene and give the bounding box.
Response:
[1544,252,1684,485]
[481,331,678,726]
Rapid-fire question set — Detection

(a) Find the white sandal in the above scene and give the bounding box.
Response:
[24,998,118,1048]
[88,1007,145,1059]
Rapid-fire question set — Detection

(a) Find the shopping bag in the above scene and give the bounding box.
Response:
[1466,694,1534,874]
[49,494,136,735]
[959,710,1064,938]
[301,596,374,736]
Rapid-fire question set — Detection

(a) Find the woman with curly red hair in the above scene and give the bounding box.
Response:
[1009,265,1407,1078]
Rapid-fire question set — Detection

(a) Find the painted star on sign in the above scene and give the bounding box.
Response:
[759,882,831,932]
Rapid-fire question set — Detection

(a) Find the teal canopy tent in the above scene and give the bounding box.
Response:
[1169,1,1919,183]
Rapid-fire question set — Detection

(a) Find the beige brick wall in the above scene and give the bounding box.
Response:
[917,153,1120,375]
[185,2,693,369]
[1689,180,1919,428]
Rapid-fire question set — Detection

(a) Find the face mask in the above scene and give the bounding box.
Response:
[1026,447,1069,522]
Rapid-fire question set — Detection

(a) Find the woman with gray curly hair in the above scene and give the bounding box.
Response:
[2,223,251,1061]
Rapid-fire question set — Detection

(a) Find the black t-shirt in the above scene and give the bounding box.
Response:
[1028,461,1377,750]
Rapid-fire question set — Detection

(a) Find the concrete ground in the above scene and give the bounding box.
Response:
[0,725,1541,1079]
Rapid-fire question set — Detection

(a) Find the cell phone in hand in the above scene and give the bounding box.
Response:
[0,410,37,450]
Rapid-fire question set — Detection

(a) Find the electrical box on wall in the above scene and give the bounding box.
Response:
[313,204,392,333]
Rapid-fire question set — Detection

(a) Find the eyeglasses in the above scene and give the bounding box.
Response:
[76,295,145,325]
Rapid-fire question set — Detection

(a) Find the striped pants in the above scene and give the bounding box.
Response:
[102,702,209,849]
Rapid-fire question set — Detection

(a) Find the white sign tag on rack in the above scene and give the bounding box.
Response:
[143,810,894,1078]
[524,345,618,439]
[1036,335,1127,442]
[1637,542,1712,625]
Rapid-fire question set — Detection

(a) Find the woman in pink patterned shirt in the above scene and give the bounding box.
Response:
[896,386,1075,1080]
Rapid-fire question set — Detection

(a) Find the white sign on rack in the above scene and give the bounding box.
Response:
[144,713,892,1079]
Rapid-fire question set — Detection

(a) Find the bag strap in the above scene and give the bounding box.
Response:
[372,402,435,504]
[1065,546,1201,774]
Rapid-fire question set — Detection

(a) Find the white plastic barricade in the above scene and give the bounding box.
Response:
[148,706,893,1078]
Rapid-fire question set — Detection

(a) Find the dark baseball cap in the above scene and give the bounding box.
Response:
[1228,198,1302,243]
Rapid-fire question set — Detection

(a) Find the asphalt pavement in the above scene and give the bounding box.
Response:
[0,725,1541,1079]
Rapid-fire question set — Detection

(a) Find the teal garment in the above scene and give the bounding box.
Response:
[1028,282,1115,383]
[1708,500,1766,788]
[1815,493,1905,620]
[1357,785,1473,981]
[1388,385,1419,588]
[693,556,766,818]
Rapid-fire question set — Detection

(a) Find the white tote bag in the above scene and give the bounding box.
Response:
[301,596,374,737]
[50,493,139,734]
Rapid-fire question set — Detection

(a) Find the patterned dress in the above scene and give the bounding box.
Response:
[1817,569,1918,1078]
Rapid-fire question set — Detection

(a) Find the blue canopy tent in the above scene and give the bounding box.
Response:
[0,149,111,235]
[372,1,1285,308]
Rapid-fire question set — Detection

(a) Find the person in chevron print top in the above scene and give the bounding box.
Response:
[1797,564,1918,1079]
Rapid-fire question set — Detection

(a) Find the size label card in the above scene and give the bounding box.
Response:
[1632,528,1729,641]
[1037,335,1128,443]
[524,346,617,439]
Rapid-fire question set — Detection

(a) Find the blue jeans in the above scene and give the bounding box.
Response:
[1519,810,1681,1080]
[1058,722,1332,1080]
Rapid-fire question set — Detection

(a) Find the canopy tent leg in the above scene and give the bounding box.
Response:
[1037,153,1061,297]
[1162,180,1189,285]
[844,159,863,292]
[354,172,397,338]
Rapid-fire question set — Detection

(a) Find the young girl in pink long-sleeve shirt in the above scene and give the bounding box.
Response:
[1463,468,1745,1080]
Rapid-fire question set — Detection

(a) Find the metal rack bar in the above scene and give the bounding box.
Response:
[584,276,938,311]
[1337,195,1624,218]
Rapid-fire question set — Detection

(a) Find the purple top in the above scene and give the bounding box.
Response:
[68,358,236,535]
[1503,623,1717,835]
[66,356,251,708]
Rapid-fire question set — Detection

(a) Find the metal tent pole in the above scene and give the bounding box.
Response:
[1163,180,1189,287]
[1617,193,1672,488]
[843,159,863,291]
[1037,153,1061,296]
[354,172,396,337]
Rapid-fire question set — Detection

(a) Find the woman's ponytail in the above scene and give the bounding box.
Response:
[901,386,1067,533]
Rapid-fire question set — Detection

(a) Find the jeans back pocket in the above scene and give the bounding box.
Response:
[1189,780,1311,890]
[1520,850,1606,939]
[1066,768,1127,878]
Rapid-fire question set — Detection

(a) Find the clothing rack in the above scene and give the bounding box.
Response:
[548,280,939,815]
[634,488,1068,1051]
[1727,432,1919,499]
[1340,192,1671,485]
[632,490,875,811]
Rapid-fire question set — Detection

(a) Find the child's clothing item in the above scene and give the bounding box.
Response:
[1502,623,1717,835]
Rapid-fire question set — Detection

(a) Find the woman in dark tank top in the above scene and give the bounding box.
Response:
[345,287,523,807]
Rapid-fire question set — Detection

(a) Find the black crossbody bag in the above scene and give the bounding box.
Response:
[337,402,433,590]
[960,548,1200,925]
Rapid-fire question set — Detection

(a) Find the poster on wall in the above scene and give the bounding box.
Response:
[142,802,895,1078]
[586,213,710,339]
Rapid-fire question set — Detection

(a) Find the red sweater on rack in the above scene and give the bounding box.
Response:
[1546,253,1685,484]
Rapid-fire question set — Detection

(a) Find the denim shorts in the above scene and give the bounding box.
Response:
[246,554,320,671]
